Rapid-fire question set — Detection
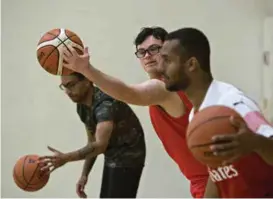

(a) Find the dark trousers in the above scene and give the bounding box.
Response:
[100,165,144,198]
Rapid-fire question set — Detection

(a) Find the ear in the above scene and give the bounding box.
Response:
[187,57,198,72]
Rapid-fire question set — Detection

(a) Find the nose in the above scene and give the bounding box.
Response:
[143,51,152,59]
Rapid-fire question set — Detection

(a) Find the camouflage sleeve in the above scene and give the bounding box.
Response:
[94,100,115,123]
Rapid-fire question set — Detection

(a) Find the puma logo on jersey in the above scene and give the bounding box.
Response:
[209,165,239,182]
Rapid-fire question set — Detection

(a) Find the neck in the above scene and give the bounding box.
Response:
[185,75,213,110]
[81,87,94,107]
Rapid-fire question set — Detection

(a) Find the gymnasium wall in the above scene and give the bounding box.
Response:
[2,0,272,197]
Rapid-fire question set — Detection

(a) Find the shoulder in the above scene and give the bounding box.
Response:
[219,89,261,117]
[93,87,115,106]
[220,89,258,107]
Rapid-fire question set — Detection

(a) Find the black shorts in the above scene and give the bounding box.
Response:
[100,164,144,198]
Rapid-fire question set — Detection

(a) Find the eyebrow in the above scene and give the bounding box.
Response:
[137,44,161,50]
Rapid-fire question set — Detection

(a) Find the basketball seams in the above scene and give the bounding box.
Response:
[44,34,78,75]
[190,141,215,148]
[23,156,43,189]
[22,155,29,189]
[14,155,49,192]
[38,29,74,66]
[187,116,239,149]
[56,36,84,75]
[27,163,41,185]
[14,170,38,191]
[39,35,71,67]
[13,169,27,188]
[37,29,60,45]
[37,28,84,75]
[187,115,233,139]
[186,106,243,168]
[41,33,81,73]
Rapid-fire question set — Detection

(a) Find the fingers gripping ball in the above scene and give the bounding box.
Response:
[186,105,245,168]
[36,28,84,75]
[13,154,50,192]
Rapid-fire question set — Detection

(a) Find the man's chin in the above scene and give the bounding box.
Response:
[145,66,158,73]
[69,96,81,103]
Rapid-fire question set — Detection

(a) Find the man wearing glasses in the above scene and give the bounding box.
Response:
[59,27,212,198]
[40,72,146,198]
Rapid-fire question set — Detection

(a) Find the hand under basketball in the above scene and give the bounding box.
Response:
[210,116,259,165]
[63,45,90,74]
[39,146,68,174]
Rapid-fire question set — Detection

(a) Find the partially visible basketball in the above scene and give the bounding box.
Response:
[36,28,84,76]
[186,105,244,168]
[13,154,50,192]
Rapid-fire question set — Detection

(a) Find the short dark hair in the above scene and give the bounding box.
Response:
[134,27,168,47]
[166,27,211,74]
[72,72,85,80]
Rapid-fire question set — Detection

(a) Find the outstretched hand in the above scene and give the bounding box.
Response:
[63,45,90,74]
[38,146,68,174]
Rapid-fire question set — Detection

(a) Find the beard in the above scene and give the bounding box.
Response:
[68,88,90,104]
[68,94,83,103]
[165,75,191,92]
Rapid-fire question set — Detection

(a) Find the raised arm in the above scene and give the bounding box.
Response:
[62,46,175,107]
[84,66,170,106]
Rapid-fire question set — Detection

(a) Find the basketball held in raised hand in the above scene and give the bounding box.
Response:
[36,28,84,76]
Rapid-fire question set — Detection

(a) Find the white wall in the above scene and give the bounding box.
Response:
[2,0,270,198]
[265,0,273,16]
[262,17,273,123]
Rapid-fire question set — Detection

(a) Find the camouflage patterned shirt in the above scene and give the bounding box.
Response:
[77,87,146,168]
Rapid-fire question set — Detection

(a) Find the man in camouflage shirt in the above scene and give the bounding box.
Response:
[39,73,146,198]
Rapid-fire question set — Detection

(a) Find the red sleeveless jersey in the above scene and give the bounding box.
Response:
[149,91,209,198]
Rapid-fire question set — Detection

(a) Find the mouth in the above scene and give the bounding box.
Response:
[145,61,157,66]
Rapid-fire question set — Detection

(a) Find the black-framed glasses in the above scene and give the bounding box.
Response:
[135,45,162,58]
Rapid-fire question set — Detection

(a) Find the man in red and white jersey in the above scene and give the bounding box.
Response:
[160,27,273,198]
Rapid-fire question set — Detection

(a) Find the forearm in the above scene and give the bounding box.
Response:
[81,156,97,177]
[83,64,135,104]
[64,142,102,162]
[254,134,273,165]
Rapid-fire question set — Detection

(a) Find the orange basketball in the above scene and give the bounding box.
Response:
[36,28,84,76]
[186,105,244,168]
[13,154,50,192]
